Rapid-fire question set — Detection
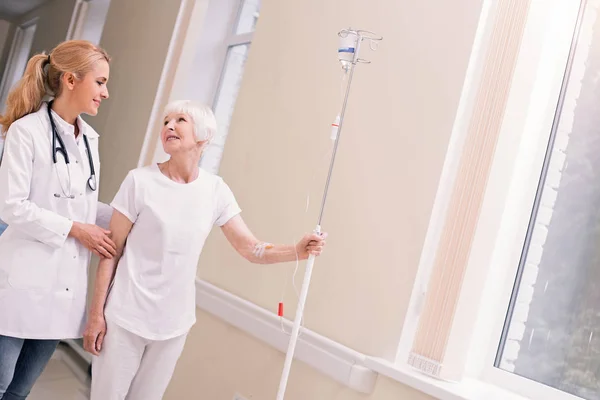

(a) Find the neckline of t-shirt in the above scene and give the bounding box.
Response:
[153,162,203,186]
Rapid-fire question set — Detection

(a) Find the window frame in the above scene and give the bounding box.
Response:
[0,16,38,113]
[148,0,259,171]
[393,1,594,399]
[465,0,596,399]
[201,0,257,173]
[65,0,89,41]
[492,0,586,371]
[208,0,256,108]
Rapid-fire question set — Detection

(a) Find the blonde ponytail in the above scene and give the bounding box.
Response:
[0,40,110,135]
[0,54,48,135]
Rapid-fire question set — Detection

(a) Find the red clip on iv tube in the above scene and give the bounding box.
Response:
[278,302,284,317]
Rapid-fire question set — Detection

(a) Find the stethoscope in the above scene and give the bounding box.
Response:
[48,101,97,199]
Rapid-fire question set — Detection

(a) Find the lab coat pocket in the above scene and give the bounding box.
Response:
[8,240,57,290]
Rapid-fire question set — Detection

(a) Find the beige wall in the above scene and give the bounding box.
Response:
[165,0,483,398]
[167,310,435,400]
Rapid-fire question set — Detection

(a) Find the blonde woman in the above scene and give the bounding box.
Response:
[0,40,115,399]
[84,100,327,400]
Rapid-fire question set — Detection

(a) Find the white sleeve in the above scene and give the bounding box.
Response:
[0,124,73,248]
[0,134,5,165]
[95,201,114,230]
[110,171,139,223]
[214,178,241,226]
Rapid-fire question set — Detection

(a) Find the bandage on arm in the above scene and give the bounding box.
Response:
[252,242,274,259]
[221,215,297,264]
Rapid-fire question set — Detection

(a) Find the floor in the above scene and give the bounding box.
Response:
[28,344,91,400]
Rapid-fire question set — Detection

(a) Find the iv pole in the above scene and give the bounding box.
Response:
[276,28,382,400]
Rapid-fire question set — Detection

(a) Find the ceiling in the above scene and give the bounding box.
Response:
[0,0,52,20]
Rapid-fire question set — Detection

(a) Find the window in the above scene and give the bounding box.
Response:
[0,19,37,114]
[69,0,112,45]
[496,1,600,399]
[235,0,260,34]
[201,0,260,174]
[0,17,37,235]
[203,43,250,173]
[149,0,261,170]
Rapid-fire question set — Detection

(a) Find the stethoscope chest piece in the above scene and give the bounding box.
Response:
[88,175,97,191]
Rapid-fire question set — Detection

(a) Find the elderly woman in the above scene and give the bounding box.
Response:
[84,100,327,400]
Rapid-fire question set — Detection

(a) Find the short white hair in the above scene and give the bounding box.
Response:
[163,100,217,143]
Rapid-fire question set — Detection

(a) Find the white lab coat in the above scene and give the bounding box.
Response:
[0,102,110,339]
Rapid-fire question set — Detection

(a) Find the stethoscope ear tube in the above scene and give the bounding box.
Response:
[47,101,97,196]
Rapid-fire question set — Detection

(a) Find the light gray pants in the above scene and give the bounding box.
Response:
[90,319,187,400]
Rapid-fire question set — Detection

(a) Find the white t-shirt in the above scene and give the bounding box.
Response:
[105,163,241,340]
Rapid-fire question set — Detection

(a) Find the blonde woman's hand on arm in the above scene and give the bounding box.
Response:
[69,222,116,258]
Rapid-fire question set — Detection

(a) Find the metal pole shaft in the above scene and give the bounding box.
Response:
[318,50,359,226]
[275,248,318,400]
[276,31,364,400]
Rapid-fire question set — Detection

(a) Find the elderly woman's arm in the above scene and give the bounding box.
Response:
[221,215,327,264]
[95,201,114,230]
[83,210,133,355]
